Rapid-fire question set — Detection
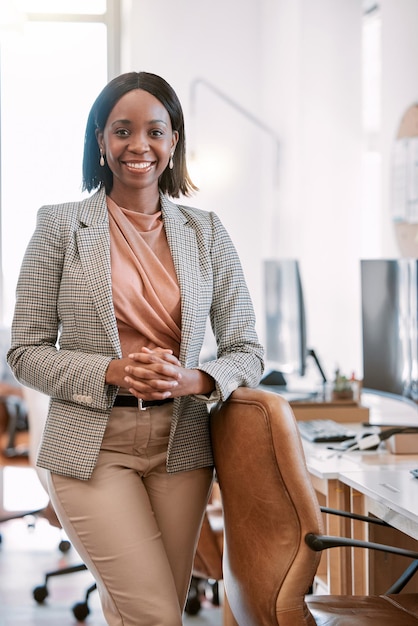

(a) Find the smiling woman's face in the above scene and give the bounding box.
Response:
[97,88,178,200]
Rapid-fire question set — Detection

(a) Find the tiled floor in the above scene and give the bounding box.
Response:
[0,466,222,626]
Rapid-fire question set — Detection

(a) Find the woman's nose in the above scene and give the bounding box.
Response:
[128,132,150,152]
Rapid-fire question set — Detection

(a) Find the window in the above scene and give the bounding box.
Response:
[0,0,119,324]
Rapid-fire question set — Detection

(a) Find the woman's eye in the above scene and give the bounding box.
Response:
[115,128,129,137]
[150,129,164,137]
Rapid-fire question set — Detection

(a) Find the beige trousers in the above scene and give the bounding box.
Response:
[47,403,213,626]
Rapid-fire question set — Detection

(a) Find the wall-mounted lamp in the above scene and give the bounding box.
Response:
[189,77,281,187]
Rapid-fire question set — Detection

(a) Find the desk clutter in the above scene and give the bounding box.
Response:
[381,429,418,454]
[297,419,418,454]
[290,370,371,422]
[290,400,369,423]
[260,369,370,422]
[260,372,418,453]
[297,419,356,444]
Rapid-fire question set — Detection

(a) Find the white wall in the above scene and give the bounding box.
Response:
[121,0,418,384]
[260,0,363,381]
[381,0,418,254]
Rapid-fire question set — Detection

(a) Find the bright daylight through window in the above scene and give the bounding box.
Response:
[0,0,110,324]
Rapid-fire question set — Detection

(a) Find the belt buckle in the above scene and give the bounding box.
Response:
[138,399,147,411]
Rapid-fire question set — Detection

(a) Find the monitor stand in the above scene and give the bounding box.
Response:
[260,348,327,389]
[260,370,287,387]
[307,348,327,384]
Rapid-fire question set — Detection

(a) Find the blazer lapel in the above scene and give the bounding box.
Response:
[161,195,200,367]
[76,189,121,356]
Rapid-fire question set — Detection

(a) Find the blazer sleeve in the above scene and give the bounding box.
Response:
[197,211,264,401]
[7,205,117,411]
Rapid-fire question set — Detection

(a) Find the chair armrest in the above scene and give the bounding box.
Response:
[305,532,418,560]
[306,532,418,594]
[385,560,418,594]
[320,506,390,527]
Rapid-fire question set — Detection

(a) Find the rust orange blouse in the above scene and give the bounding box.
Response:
[107,197,181,358]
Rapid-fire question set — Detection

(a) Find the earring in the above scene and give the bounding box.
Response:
[169,152,174,170]
[100,149,105,167]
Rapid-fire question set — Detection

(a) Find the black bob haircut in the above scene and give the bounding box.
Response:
[82,71,197,198]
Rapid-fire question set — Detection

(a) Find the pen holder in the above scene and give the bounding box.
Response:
[320,378,362,404]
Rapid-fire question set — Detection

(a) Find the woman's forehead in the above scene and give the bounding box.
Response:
[108,89,170,123]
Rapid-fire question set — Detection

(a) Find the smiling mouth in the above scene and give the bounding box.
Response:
[124,161,154,171]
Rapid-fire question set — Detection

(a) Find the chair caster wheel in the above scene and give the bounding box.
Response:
[185,576,203,615]
[72,601,90,621]
[185,594,201,615]
[59,539,71,553]
[211,581,220,606]
[33,585,48,603]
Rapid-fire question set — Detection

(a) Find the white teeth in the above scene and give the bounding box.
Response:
[126,162,151,169]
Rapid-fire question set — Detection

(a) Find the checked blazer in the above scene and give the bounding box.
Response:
[8,188,264,480]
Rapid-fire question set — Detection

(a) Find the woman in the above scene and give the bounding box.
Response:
[7,71,264,625]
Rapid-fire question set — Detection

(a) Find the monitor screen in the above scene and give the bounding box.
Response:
[264,259,307,377]
[361,259,418,402]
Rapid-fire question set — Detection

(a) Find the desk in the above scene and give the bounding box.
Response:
[337,467,418,594]
[362,391,418,426]
[302,447,356,593]
[339,468,418,539]
[299,391,418,594]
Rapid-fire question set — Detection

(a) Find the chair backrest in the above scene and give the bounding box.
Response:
[210,387,323,626]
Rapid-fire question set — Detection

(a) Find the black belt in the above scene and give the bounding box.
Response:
[113,395,174,409]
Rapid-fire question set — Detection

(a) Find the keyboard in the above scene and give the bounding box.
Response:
[297,419,357,443]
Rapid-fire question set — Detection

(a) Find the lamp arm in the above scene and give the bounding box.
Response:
[189,77,281,174]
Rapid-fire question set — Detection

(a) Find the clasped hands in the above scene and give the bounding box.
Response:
[105,346,214,401]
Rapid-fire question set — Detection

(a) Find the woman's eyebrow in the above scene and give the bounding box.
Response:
[110,118,168,126]
[110,118,132,126]
[147,119,168,126]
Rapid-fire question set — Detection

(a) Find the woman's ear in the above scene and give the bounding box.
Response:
[95,128,104,152]
[171,130,179,151]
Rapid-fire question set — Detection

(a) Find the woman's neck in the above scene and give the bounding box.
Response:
[108,186,160,214]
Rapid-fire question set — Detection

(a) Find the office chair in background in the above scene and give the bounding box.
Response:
[0,328,37,544]
[0,326,28,460]
[210,387,418,626]
[0,390,42,545]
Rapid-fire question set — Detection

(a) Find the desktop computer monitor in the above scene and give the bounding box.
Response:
[361,259,418,403]
[262,259,327,392]
[264,259,307,380]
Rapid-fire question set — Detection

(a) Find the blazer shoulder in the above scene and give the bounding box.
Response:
[178,204,213,222]
[38,188,107,226]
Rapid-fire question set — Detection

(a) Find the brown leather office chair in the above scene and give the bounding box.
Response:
[210,386,418,626]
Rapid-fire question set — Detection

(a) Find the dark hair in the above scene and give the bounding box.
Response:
[82,71,197,198]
